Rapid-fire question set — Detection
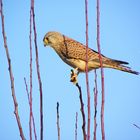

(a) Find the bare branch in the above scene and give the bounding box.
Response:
[29,4,33,140]
[56,102,61,140]
[31,0,43,140]
[29,4,38,140]
[75,112,78,140]
[96,0,105,140]
[133,124,140,130]
[24,78,37,140]
[76,83,86,140]
[24,78,32,140]
[85,0,91,139]
[93,70,98,140]
[0,1,25,139]
[24,78,30,104]
[32,111,38,140]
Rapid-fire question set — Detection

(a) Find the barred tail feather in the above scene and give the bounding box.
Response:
[113,65,139,75]
[106,59,139,75]
[103,59,140,75]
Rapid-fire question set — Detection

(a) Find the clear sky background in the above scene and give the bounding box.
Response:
[0,0,140,140]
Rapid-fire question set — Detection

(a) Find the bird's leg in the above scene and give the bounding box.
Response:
[70,68,79,84]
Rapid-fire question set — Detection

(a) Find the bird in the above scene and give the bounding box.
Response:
[43,31,139,77]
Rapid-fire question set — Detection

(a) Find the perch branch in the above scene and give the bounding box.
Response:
[76,83,86,140]
[75,112,78,140]
[93,70,98,140]
[56,102,61,140]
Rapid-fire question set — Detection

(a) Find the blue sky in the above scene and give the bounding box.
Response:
[0,0,140,140]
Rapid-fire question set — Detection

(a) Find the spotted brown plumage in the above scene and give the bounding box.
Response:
[43,31,139,75]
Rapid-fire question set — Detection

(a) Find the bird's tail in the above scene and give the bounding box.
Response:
[104,59,139,75]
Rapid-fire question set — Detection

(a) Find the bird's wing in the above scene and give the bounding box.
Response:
[60,39,102,62]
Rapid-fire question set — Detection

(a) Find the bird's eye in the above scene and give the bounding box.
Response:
[45,37,48,40]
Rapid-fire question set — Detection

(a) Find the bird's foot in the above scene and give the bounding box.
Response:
[70,68,79,84]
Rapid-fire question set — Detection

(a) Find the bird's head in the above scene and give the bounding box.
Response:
[43,31,64,47]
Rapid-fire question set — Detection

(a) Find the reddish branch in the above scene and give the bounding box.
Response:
[32,110,38,140]
[56,102,61,140]
[76,83,86,140]
[24,78,37,140]
[24,78,30,102]
[29,4,33,140]
[31,0,43,140]
[93,70,98,140]
[96,0,105,140]
[29,4,37,140]
[0,1,25,139]
[75,112,78,140]
[85,0,91,140]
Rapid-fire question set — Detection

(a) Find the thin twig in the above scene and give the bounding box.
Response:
[32,111,38,140]
[93,70,98,140]
[24,78,32,140]
[24,78,37,140]
[31,0,43,140]
[56,102,60,140]
[133,124,140,130]
[29,5,33,139]
[75,112,78,140]
[76,83,86,140]
[85,0,91,140]
[0,1,25,139]
[24,78,30,103]
[96,0,105,140]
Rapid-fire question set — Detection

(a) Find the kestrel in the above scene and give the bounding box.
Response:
[43,31,139,76]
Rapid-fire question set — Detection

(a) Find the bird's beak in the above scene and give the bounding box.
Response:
[43,38,49,47]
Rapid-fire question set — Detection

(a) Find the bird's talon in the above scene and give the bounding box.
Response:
[70,69,78,84]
